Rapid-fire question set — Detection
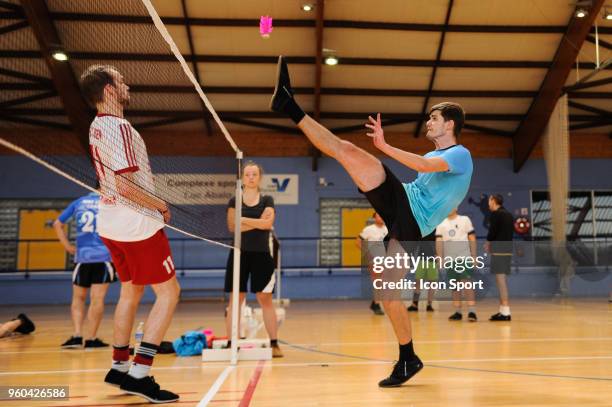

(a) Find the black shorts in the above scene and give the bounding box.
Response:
[72,262,117,288]
[490,255,512,275]
[225,251,276,293]
[361,164,424,243]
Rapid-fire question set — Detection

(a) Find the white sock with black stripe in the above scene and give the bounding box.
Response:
[128,341,158,379]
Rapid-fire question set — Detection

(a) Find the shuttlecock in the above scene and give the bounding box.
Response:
[260,15,273,38]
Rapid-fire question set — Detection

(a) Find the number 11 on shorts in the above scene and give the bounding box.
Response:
[162,256,175,274]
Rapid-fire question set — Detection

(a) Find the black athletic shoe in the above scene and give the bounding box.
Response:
[104,368,127,388]
[13,313,35,334]
[270,56,294,113]
[85,338,109,348]
[426,304,434,312]
[468,312,478,322]
[489,312,511,321]
[407,303,418,312]
[448,311,462,321]
[61,336,83,348]
[120,375,179,404]
[370,302,385,315]
[378,356,424,388]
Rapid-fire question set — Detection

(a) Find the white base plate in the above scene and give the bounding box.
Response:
[202,347,272,362]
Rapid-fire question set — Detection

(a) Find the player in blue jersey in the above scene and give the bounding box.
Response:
[271,56,473,388]
[54,189,116,349]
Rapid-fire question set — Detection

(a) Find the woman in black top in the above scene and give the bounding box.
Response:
[225,161,282,357]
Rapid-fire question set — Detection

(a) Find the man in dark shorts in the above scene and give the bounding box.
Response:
[485,194,514,321]
[54,190,116,349]
[270,56,473,387]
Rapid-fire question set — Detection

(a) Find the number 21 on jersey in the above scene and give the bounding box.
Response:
[80,211,96,233]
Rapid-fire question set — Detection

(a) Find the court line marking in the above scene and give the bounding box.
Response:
[31,401,208,407]
[3,353,612,378]
[3,336,612,355]
[280,341,612,382]
[0,365,202,376]
[238,360,265,407]
[197,365,235,407]
[282,336,612,347]
[0,361,391,377]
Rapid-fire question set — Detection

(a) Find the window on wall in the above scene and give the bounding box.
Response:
[0,199,73,272]
[531,190,612,240]
[594,191,612,237]
[319,198,371,266]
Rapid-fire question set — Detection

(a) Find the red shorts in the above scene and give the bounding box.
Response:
[101,229,176,285]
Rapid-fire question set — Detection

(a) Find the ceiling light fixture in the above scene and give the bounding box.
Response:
[575,8,587,18]
[51,50,68,61]
[604,7,612,20]
[324,55,338,66]
[301,4,314,12]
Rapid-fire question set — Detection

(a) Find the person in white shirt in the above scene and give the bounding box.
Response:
[435,208,478,322]
[81,65,179,403]
[356,212,388,315]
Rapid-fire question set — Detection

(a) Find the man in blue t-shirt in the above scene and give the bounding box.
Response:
[54,190,116,349]
[271,56,473,388]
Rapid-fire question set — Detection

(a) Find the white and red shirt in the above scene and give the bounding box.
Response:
[89,114,163,242]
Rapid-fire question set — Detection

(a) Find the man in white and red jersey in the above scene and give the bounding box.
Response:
[81,65,180,404]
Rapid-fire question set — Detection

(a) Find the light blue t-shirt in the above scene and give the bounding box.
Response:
[403,145,473,236]
[58,192,111,264]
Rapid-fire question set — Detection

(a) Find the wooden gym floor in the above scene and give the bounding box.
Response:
[1,299,611,406]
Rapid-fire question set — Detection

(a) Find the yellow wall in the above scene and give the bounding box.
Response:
[341,208,373,267]
[17,209,66,270]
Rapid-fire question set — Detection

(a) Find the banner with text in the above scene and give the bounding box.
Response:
[155,174,299,205]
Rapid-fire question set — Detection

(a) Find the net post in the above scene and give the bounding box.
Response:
[276,238,282,303]
[230,150,243,365]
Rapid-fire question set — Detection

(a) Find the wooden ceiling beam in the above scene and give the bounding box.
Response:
[463,123,513,137]
[179,0,213,137]
[135,116,199,130]
[331,117,419,134]
[0,67,52,84]
[414,0,453,138]
[567,90,612,98]
[0,1,22,12]
[311,0,325,171]
[564,76,612,92]
[585,34,612,51]
[569,118,612,130]
[568,100,611,117]
[0,20,28,35]
[129,85,539,97]
[8,108,591,121]
[0,112,70,130]
[19,0,93,149]
[3,50,612,71]
[512,0,605,172]
[3,83,609,99]
[0,89,57,108]
[221,117,300,134]
[2,10,612,34]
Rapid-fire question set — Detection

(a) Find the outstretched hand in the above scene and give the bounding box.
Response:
[365,113,386,150]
